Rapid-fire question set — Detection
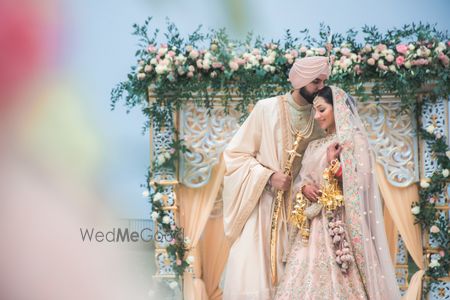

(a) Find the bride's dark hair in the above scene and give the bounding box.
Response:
[316,86,333,105]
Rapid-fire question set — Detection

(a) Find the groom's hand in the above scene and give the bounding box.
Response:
[302,184,321,202]
[269,172,291,191]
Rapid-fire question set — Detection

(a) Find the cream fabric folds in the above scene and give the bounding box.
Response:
[200,216,230,300]
[383,204,399,263]
[375,163,424,300]
[178,158,226,300]
[222,94,322,299]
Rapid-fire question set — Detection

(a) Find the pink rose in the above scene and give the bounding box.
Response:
[396,56,405,66]
[430,225,440,233]
[367,58,376,65]
[167,51,176,58]
[229,61,239,71]
[439,250,445,257]
[147,44,157,53]
[371,53,380,60]
[396,44,408,55]
[353,64,362,75]
[429,197,436,204]
[187,71,194,78]
[290,50,299,58]
[176,259,182,266]
[196,59,203,69]
[439,52,449,67]
[212,62,222,69]
[340,48,351,57]
[317,47,326,55]
[376,44,387,52]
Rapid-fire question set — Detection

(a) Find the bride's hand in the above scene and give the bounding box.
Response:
[301,184,321,202]
[327,142,342,163]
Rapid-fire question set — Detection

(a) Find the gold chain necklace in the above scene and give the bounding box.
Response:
[288,106,315,139]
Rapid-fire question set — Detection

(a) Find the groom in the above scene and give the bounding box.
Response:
[222,56,330,299]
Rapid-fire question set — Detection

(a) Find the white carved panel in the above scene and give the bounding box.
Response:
[179,102,240,188]
[358,99,419,187]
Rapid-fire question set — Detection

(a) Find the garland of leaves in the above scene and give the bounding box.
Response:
[112,18,449,281]
[412,125,450,283]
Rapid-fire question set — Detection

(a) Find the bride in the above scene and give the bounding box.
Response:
[275,86,400,299]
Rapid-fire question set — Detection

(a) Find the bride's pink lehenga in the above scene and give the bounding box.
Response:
[275,86,401,300]
[275,134,367,299]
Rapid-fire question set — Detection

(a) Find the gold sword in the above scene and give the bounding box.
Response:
[270,132,304,284]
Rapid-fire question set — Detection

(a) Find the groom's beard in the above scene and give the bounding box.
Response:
[300,87,318,104]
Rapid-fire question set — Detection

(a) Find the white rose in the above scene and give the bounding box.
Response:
[184,237,191,246]
[189,50,199,59]
[305,50,314,57]
[150,58,157,65]
[153,192,163,202]
[389,65,397,72]
[157,154,166,165]
[386,54,395,62]
[186,255,195,265]
[420,180,430,189]
[169,281,178,289]
[404,61,412,69]
[411,206,420,215]
[446,151,450,159]
[177,66,185,75]
[429,259,440,268]
[162,215,171,224]
[155,65,167,75]
[442,169,449,178]
[144,65,153,73]
[151,211,159,221]
[137,73,146,80]
[164,152,171,159]
[426,124,436,134]
[408,44,415,51]
[142,190,150,197]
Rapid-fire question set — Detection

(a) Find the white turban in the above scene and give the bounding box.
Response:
[288,56,330,89]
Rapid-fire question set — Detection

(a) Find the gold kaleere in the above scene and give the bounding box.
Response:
[291,159,343,245]
[290,186,310,244]
[318,159,344,217]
